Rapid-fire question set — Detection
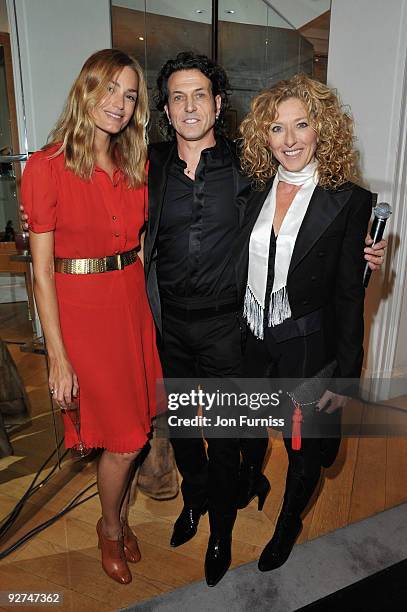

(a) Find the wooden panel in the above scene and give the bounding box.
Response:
[299,10,331,56]
[386,435,407,507]
[0,244,26,273]
[308,437,360,539]
[0,564,110,612]
[348,403,387,523]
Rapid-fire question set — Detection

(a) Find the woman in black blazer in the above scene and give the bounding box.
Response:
[236,74,373,572]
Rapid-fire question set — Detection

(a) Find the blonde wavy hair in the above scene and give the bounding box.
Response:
[239,73,360,190]
[46,49,149,187]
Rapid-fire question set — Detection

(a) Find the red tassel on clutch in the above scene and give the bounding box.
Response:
[291,403,303,450]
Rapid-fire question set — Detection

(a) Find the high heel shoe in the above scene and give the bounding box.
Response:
[258,512,302,572]
[237,467,270,510]
[205,533,232,587]
[122,521,141,563]
[170,501,208,547]
[96,518,132,584]
[205,511,236,587]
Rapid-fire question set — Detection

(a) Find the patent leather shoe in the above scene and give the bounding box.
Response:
[258,513,302,572]
[122,521,141,563]
[170,503,207,547]
[205,534,232,587]
[96,518,132,584]
[237,467,270,510]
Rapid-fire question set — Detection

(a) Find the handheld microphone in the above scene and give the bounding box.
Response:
[363,202,392,288]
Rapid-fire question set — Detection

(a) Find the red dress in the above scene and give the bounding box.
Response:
[22,146,162,452]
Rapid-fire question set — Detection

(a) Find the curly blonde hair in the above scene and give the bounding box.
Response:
[46,49,149,188]
[239,73,360,190]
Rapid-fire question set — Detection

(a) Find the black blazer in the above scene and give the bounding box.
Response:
[234,179,373,380]
[144,139,251,335]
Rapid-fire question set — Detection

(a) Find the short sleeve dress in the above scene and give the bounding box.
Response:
[21,146,162,453]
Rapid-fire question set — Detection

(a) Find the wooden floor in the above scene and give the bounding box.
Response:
[1,302,407,611]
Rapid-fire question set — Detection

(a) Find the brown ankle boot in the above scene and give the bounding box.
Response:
[96,518,132,584]
[122,521,141,563]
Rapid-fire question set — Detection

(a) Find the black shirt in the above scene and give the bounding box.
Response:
[156,139,240,306]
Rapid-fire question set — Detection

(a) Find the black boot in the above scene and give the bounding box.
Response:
[258,512,302,571]
[205,512,236,587]
[237,466,270,510]
[170,502,207,547]
[258,440,321,571]
[238,437,269,510]
[320,437,341,468]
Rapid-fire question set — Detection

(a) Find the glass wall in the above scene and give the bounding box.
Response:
[218,1,314,136]
[112,1,317,139]
[0,37,19,234]
[112,1,213,141]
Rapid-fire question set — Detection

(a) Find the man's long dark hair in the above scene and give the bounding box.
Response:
[154,51,230,140]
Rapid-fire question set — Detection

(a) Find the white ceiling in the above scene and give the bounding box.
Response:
[113,0,331,29]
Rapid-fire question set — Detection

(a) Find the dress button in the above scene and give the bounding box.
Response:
[302,299,309,305]
[114,233,120,237]
[114,250,119,254]
[112,216,117,221]
[311,275,317,281]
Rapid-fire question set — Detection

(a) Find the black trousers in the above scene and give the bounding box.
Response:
[159,307,242,518]
[242,327,342,517]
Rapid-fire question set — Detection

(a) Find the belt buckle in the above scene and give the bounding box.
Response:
[105,254,122,272]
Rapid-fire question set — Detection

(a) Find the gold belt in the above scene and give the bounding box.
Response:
[54,248,138,274]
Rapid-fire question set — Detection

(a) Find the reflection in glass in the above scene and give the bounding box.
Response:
[0,10,65,534]
[111,1,318,141]
[218,0,314,137]
[0,44,18,232]
[112,1,212,140]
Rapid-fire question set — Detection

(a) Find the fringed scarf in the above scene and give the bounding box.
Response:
[244,161,318,339]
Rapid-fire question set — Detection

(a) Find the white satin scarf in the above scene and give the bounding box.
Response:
[243,160,318,339]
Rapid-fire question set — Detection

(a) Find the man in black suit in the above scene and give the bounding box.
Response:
[144,52,251,587]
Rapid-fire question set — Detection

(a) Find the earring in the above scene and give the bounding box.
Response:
[168,117,172,125]
[215,113,220,120]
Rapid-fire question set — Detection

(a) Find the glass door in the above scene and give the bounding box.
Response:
[0,30,31,307]
[0,5,64,539]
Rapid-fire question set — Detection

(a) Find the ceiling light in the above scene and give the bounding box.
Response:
[138,36,144,41]
[225,9,235,14]
[195,9,206,13]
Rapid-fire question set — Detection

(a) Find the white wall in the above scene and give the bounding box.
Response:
[7,0,112,152]
[328,0,407,397]
[394,285,407,375]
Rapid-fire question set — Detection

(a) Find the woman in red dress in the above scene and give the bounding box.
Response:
[21,49,162,585]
